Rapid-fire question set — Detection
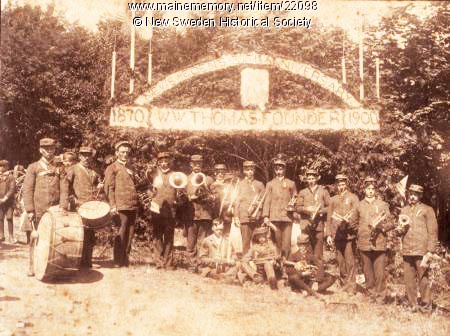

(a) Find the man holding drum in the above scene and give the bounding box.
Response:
[23,137,62,276]
[60,146,102,269]
[104,141,139,267]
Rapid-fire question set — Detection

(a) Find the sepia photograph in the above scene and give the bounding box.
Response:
[0,0,449,335]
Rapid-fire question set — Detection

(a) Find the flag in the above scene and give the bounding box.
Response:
[395,175,408,199]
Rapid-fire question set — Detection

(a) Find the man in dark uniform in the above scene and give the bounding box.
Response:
[184,155,215,269]
[60,146,102,268]
[355,177,394,302]
[262,156,296,258]
[150,152,177,269]
[399,184,438,311]
[286,233,336,301]
[325,174,359,293]
[295,169,330,261]
[23,138,62,276]
[104,141,139,267]
[0,160,16,243]
[234,161,265,254]
[211,163,233,234]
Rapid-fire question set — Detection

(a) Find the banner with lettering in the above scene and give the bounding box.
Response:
[110,106,380,131]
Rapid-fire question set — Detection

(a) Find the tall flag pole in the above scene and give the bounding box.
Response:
[147,11,153,85]
[359,13,364,101]
[129,6,136,94]
[342,30,347,84]
[376,57,380,99]
[111,35,117,99]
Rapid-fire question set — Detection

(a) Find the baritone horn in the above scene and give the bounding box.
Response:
[169,172,189,205]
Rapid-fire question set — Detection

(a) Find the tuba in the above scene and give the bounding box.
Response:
[169,172,188,205]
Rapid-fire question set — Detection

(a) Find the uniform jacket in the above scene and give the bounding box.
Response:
[356,198,394,251]
[0,172,16,207]
[400,202,438,256]
[211,179,230,219]
[262,177,296,222]
[60,163,100,209]
[23,158,62,217]
[198,233,229,263]
[235,178,265,223]
[295,185,330,232]
[326,190,359,241]
[104,161,138,211]
[183,172,215,221]
[151,169,177,219]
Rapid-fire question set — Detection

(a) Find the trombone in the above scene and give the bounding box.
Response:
[248,190,267,220]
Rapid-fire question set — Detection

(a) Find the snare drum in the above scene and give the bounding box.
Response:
[34,206,84,281]
[77,201,110,229]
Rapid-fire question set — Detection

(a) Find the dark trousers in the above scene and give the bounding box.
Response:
[403,255,431,306]
[271,221,292,258]
[152,217,175,267]
[310,230,324,261]
[186,219,211,261]
[0,205,14,240]
[288,272,335,296]
[81,228,95,268]
[113,210,136,266]
[240,221,258,255]
[335,239,356,289]
[360,250,386,296]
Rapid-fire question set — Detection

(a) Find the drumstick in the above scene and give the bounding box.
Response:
[94,179,105,200]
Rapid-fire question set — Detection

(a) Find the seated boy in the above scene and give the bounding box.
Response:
[286,233,336,301]
[240,226,279,290]
[198,219,237,280]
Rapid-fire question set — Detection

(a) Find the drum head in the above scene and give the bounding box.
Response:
[34,212,53,280]
[77,201,110,220]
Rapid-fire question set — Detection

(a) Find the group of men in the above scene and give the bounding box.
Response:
[1,137,439,311]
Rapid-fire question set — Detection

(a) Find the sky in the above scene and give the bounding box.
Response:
[1,0,436,40]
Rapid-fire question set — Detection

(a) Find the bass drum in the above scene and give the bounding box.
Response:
[34,206,84,281]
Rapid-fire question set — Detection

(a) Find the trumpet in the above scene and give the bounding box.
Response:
[286,193,298,212]
[248,190,267,220]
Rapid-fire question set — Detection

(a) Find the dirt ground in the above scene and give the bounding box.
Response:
[1,228,449,336]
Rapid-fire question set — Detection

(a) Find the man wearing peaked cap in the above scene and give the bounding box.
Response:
[355,176,394,303]
[262,154,297,258]
[211,163,231,232]
[61,145,102,268]
[399,183,438,310]
[325,172,359,294]
[114,140,131,150]
[104,140,138,267]
[295,168,330,262]
[183,154,215,271]
[150,151,177,270]
[0,160,16,243]
[23,138,62,276]
[235,160,265,254]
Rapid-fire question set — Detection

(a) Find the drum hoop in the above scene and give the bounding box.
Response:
[77,201,110,220]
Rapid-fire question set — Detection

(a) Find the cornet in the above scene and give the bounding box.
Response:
[369,211,387,231]
[397,214,411,234]
[286,193,298,212]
